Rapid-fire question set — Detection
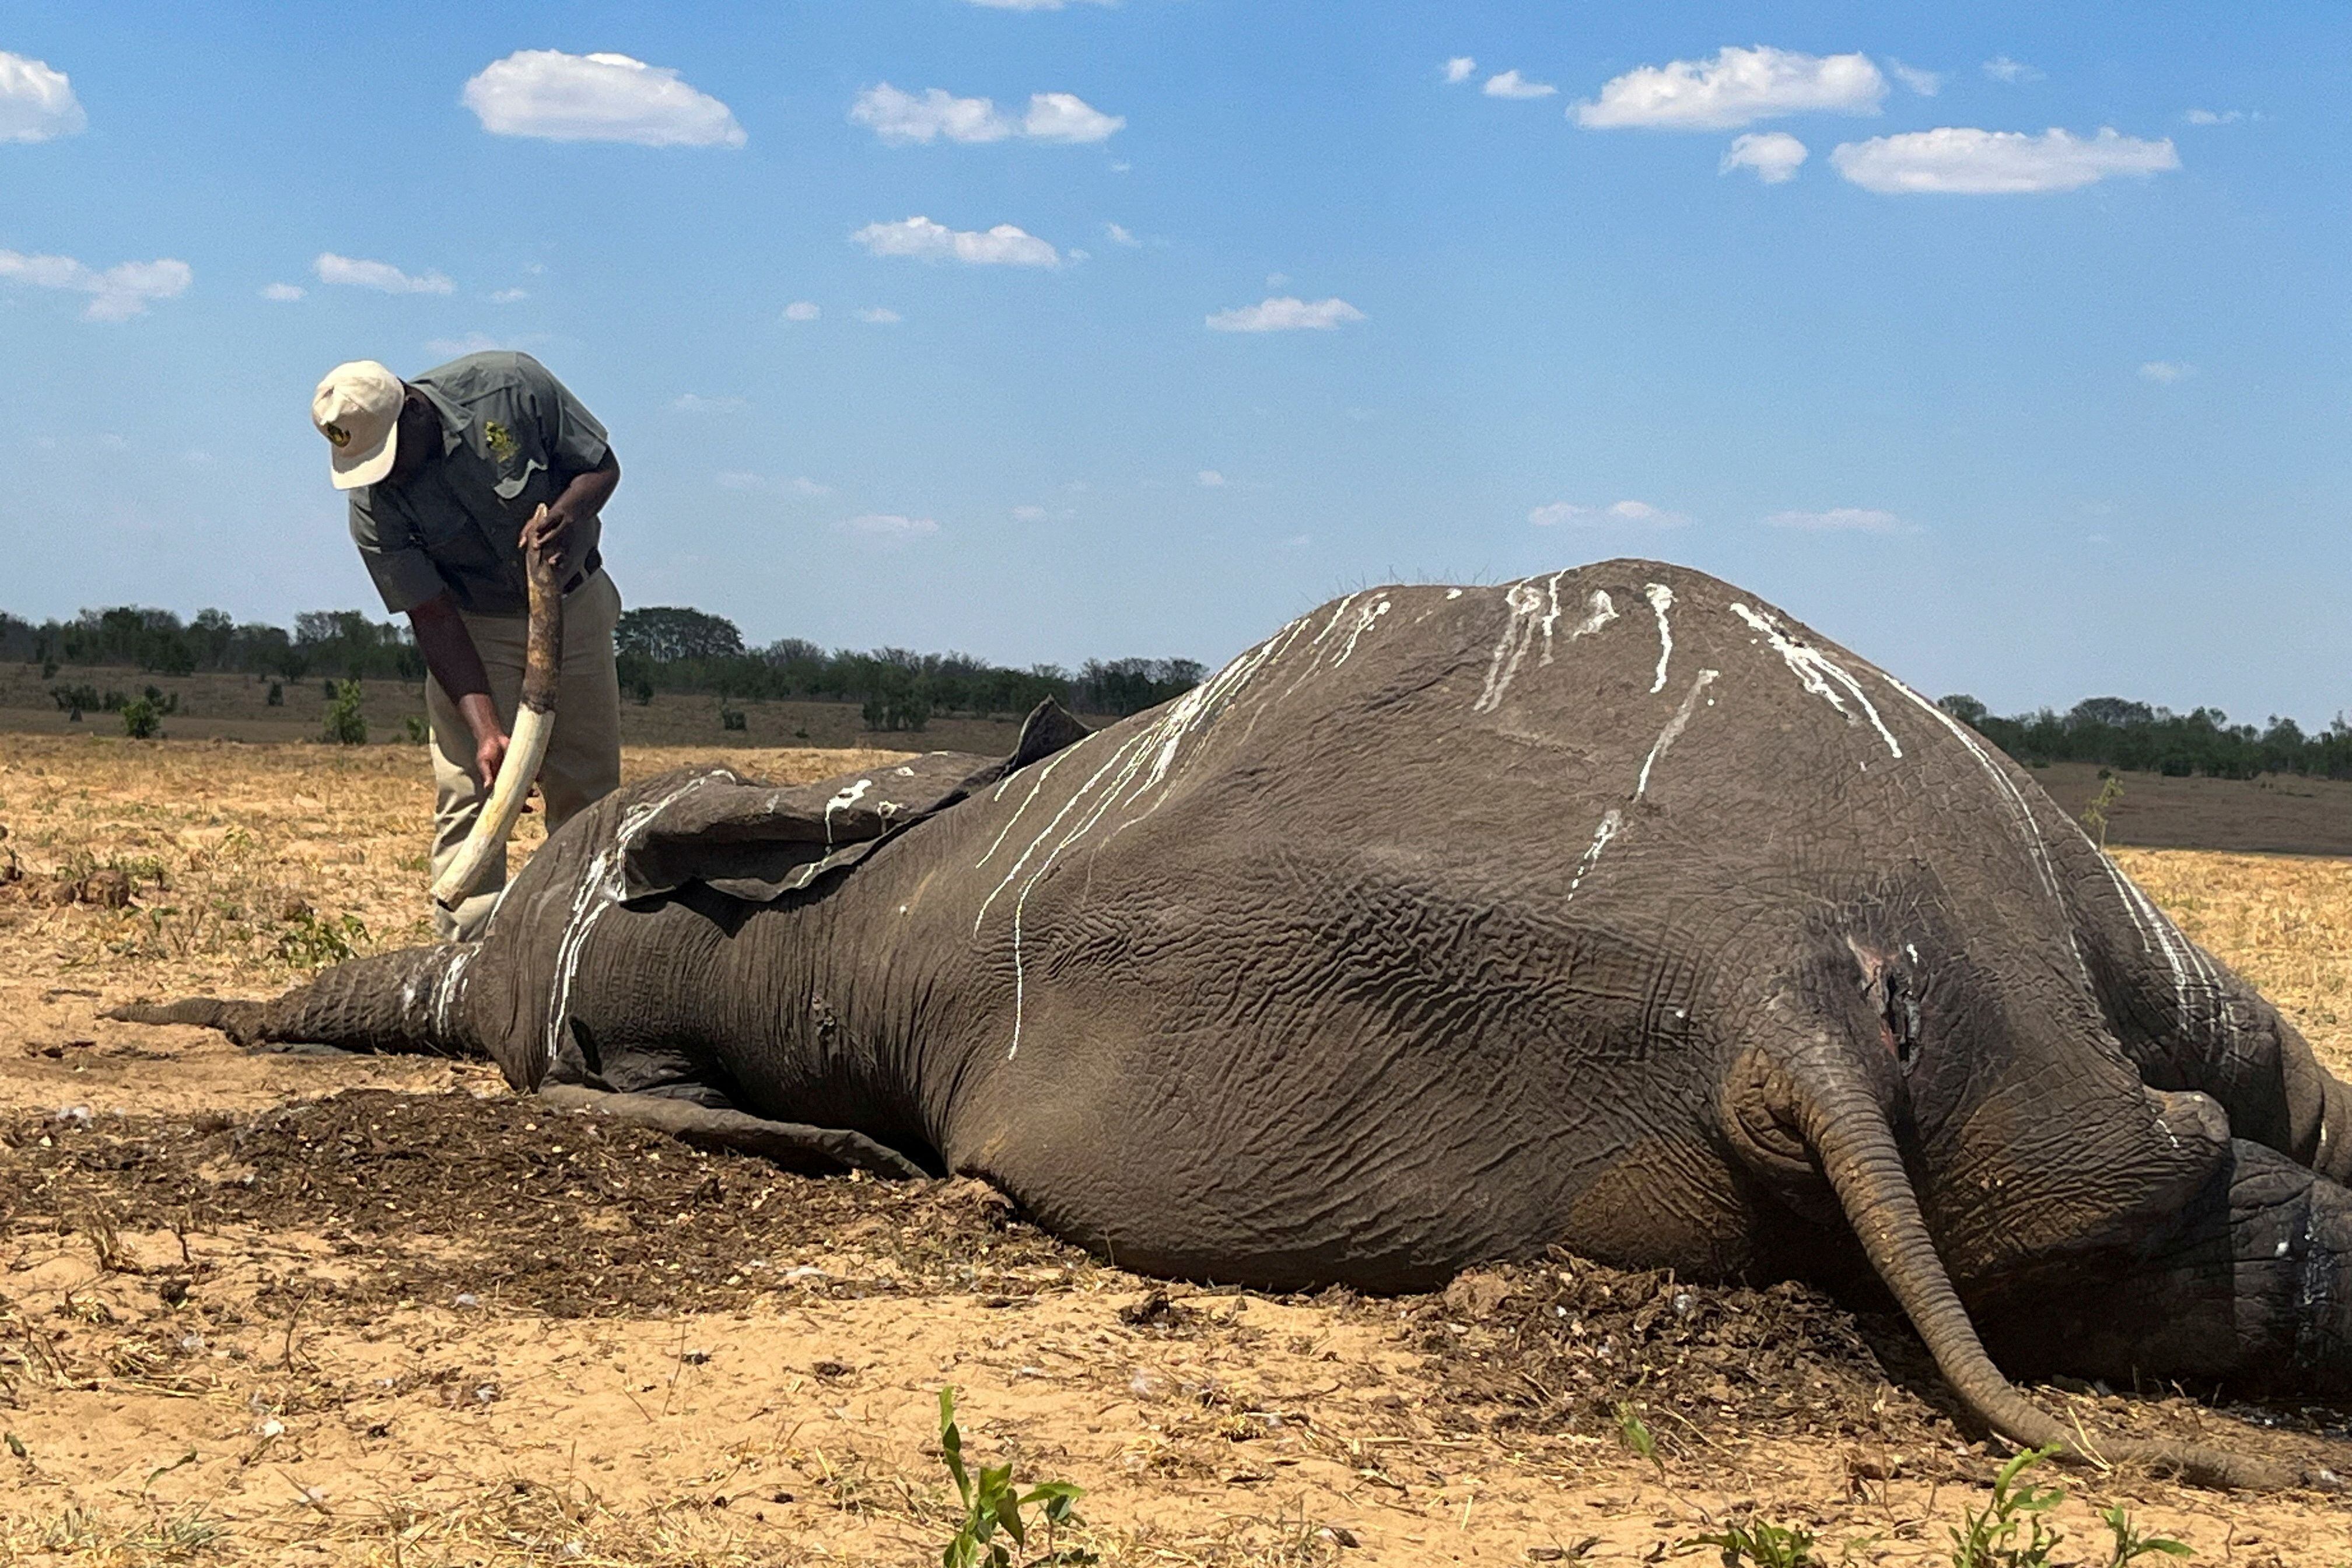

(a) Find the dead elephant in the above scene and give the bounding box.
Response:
[122,559,2352,1489]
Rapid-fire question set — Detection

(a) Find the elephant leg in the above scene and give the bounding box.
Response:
[534,1084,929,1180]
[2069,852,2352,1183]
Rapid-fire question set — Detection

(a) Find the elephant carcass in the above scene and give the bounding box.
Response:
[117,559,2352,1489]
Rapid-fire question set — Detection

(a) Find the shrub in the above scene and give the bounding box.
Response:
[719,705,747,733]
[321,681,368,746]
[119,697,162,740]
[265,680,284,707]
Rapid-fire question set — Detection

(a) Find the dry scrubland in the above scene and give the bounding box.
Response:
[0,733,2346,1567]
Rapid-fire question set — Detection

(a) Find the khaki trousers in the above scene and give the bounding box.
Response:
[426,569,623,941]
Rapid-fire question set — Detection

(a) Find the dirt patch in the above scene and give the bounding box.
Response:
[2039,762,2352,858]
[0,1088,1096,1321]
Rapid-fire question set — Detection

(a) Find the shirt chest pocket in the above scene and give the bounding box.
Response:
[491,449,547,503]
[482,419,548,502]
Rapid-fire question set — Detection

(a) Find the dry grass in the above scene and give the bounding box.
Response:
[0,736,908,996]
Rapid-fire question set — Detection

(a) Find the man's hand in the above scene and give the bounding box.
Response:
[519,502,575,576]
[473,724,511,790]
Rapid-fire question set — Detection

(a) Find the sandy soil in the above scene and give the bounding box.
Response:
[0,736,2346,1566]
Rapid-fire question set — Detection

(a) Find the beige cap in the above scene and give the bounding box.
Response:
[312,360,404,490]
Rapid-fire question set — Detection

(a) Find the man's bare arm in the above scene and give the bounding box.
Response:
[519,449,620,575]
[407,593,509,786]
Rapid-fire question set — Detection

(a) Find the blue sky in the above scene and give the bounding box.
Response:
[2,2,2346,723]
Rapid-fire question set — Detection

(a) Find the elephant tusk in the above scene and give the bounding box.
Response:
[430,511,565,911]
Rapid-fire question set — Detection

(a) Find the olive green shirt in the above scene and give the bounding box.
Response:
[347,351,611,617]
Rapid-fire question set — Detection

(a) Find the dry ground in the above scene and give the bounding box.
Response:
[0,734,2346,1567]
[0,664,1033,757]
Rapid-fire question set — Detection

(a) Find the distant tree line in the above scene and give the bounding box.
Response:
[610,606,1204,729]
[0,606,424,682]
[0,601,1205,729]
[1938,694,2352,780]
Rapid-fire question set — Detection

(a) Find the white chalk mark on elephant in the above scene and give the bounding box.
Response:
[1730,603,1902,762]
[2095,845,2216,1034]
[824,778,874,849]
[1644,583,1675,694]
[1636,668,1721,800]
[1566,808,1622,902]
[1474,582,1546,713]
[542,770,724,1068]
[434,944,473,1040]
[1331,596,1392,665]
[978,751,1072,866]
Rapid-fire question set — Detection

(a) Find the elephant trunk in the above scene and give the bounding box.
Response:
[108,944,482,1058]
[1790,1059,2297,1490]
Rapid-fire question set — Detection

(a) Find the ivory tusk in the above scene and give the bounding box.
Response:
[430,511,565,910]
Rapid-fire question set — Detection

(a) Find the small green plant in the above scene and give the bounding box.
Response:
[1948,1447,2066,1568]
[2082,772,2126,850]
[403,715,429,744]
[936,1386,1084,1568]
[1614,1401,1664,1479]
[1687,1516,1817,1567]
[321,680,368,745]
[277,908,366,967]
[2098,1504,2192,1566]
[121,696,163,739]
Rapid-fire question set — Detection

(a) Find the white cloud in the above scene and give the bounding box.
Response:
[0,250,191,321]
[1205,295,1366,332]
[0,51,85,142]
[1888,60,1941,96]
[2185,108,2245,126]
[1265,271,1290,289]
[850,83,1121,145]
[1765,507,1906,533]
[1528,499,1688,528]
[1012,504,1048,520]
[839,513,939,544]
[782,300,820,322]
[316,253,456,294]
[852,216,1059,267]
[855,306,902,324]
[1196,469,1226,487]
[1721,131,1807,183]
[1576,46,1885,130]
[1483,69,1556,100]
[260,282,306,302]
[672,393,747,413]
[1831,127,2179,194]
[1982,56,2043,84]
[462,50,745,146]
[852,84,1010,143]
[1444,57,1476,85]
[1023,92,1124,142]
[2139,360,2192,384]
[488,286,529,303]
[1105,222,1140,247]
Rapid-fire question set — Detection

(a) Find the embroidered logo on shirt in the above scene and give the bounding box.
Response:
[484,421,518,461]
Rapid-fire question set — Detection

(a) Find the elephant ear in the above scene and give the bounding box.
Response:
[618,698,1090,904]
